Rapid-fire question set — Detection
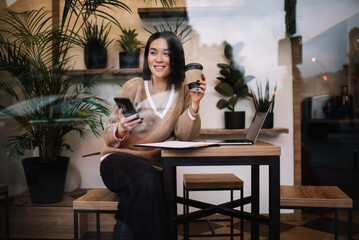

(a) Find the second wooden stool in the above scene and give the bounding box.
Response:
[183,173,244,240]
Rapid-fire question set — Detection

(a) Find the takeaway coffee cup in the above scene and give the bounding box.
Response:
[185,63,203,92]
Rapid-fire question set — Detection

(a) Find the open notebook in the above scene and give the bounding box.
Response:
[134,141,220,149]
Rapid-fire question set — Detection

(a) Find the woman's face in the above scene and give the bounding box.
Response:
[147,38,171,81]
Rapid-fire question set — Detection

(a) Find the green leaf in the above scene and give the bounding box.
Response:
[235,85,249,97]
[228,71,241,85]
[219,69,230,78]
[228,96,238,109]
[233,77,245,91]
[216,77,226,82]
[234,65,245,76]
[264,79,270,102]
[216,99,229,109]
[215,82,233,97]
[232,42,244,55]
[224,42,233,61]
[217,63,229,69]
[244,75,255,83]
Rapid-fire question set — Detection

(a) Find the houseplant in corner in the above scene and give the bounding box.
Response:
[116,27,144,68]
[78,20,113,69]
[0,0,133,204]
[249,78,277,128]
[215,41,255,129]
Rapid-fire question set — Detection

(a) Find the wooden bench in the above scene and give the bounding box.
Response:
[73,188,120,240]
[0,184,9,240]
[280,185,353,240]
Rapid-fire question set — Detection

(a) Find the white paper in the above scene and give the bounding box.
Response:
[134,141,220,149]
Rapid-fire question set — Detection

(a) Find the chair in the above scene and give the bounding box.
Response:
[73,188,119,240]
[280,185,353,240]
[183,173,244,240]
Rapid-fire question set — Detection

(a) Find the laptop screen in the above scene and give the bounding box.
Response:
[245,112,267,142]
[245,102,272,143]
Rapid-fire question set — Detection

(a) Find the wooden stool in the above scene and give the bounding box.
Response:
[280,185,353,240]
[73,188,119,240]
[183,173,244,240]
[0,184,9,240]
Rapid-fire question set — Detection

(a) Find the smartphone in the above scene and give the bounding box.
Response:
[114,97,138,118]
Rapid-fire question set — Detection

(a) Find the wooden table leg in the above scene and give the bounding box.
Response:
[74,211,88,240]
[163,161,178,240]
[251,164,260,240]
[269,156,280,240]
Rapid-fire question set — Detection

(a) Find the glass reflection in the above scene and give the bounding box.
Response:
[298,0,359,200]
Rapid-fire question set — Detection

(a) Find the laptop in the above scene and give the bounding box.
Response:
[219,102,272,145]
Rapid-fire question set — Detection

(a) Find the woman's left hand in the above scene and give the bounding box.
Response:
[188,74,206,113]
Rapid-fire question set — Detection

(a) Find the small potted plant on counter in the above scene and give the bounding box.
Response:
[78,20,113,69]
[249,78,277,128]
[116,27,143,68]
[215,41,255,129]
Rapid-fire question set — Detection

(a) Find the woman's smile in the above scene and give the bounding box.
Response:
[148,38,171,81]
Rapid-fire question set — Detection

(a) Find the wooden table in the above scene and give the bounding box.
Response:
[161,141,281,240]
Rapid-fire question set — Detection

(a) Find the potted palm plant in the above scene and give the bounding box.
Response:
[0,0,133,204]
[143,18,193,44]
[78,20,113,69]
[249,78,277,128]
[215,41,255,129]
[116,27,144,68]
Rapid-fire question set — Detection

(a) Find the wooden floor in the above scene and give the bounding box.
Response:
[1,190,358,240]
[82,206,359,240]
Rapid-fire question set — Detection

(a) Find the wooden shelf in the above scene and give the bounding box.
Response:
[200,128,289,135]
[68,68,142,75]
[67,68,142,82]
[138,7,187,19]
[138,6,244,19]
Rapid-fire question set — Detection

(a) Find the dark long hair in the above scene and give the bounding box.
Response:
[142,31,185,89]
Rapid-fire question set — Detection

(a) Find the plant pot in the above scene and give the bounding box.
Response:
[22,157,69,204]
[262,112,274,129]
[119,52,139,68]
[225,111,245,129]
[84,46,107,69]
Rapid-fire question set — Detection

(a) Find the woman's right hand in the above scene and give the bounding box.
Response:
[116,108,142,139]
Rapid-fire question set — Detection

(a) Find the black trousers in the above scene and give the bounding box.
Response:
[100,152,168,240]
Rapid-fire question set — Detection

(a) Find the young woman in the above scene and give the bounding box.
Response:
[100,31,206,240]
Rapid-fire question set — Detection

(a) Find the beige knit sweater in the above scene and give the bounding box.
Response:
[100,77,201,166]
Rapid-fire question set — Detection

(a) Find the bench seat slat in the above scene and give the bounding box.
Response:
[73,188,119,211]
[280,186,353,208]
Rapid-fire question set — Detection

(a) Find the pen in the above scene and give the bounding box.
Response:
[193,144,209,148]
